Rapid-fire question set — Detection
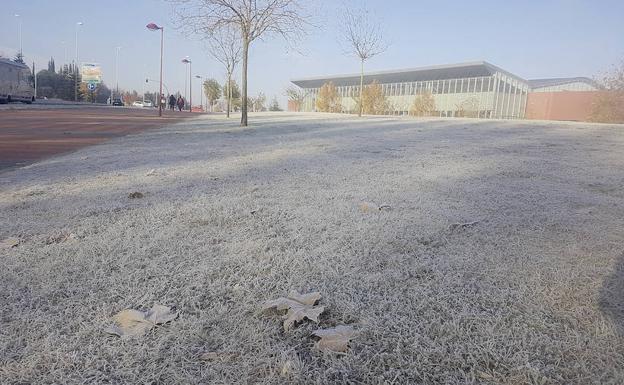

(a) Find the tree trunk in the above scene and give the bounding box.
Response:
[359,59,364,117]
[241,37,249,126]
[226,74,231,118]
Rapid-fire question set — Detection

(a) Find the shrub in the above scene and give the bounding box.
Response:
[361,80,388,115]
[409,91,436,117]
[316,81,341,113]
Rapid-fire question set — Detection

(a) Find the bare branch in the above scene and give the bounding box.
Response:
[168,0,310,126]
[206,26,242,78]
[341,7,388,62]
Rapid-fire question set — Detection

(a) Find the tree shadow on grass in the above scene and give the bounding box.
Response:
[600,254,624,337]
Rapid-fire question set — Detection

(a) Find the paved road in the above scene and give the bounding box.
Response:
[0,106,193,171]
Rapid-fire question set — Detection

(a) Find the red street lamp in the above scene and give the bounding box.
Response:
[182,57,192,112]
[146,22,164,117]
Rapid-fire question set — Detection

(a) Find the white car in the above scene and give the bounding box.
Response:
[132,101,144,108]
[143,100,153,108]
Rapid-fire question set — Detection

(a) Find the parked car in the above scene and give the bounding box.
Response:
[132,101,144,107]
[143,100,153,108]
[112,98,124,106]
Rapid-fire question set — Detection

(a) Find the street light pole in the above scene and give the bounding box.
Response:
[147,23,164,117]
[115,46,122,97]
[74,22,83,102]
[182,57,192,112]
[14,14,22,58]
[195,75,203,112]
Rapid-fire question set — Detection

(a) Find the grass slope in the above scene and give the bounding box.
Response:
[1,113,623,384]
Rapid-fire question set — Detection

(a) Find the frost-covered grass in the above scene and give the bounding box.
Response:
[1,112,623,384]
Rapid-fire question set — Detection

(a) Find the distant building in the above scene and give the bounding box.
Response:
[290,61,598,121]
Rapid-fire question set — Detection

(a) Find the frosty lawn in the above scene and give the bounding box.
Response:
[1,112,623,384]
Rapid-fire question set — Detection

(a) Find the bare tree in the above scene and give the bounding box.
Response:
[285,86,308,112]
[171,0,308,126]
[342,7,387,117]
[207,26,241,118]
[591,60,624,123]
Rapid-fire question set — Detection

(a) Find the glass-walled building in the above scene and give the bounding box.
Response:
[291,62,532,119]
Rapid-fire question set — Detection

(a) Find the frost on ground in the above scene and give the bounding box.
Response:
[1,112,623,384]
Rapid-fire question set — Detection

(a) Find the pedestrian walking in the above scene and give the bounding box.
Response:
[177,96,185,112]
[169,94,176,111]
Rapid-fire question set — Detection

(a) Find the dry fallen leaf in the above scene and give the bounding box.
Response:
[312,325,356,353]
[1,237,20,249]
[146,169,157,176]
[287,290,321,306]
[359,202,392,213]
[263,291,324,330]
[284,303,325,331]
[449,221,480,231]
[105,304,178,338]
[145,304,179,324]
[45,232,77,245]
[200,351,240,362]
[128,192,145,199]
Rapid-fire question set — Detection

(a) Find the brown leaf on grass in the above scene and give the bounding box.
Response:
[286,290,321,306]
[105,309,152,338]
[312,325,356,353]
[45,232,77,245]
[105,304,178,338]
[359,202,392,213]
[128,192,144,199]
[145,304,179,324]
[448,221,480,231]
[263,291,324,330]
[1,237,20,249]
[284,303,325,331]
[200,351,240,362]
[146,169,157,176]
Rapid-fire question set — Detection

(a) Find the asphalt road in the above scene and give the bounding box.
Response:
[0,106,193,171]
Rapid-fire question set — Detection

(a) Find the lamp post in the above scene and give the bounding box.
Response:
[146,22,164,117]
[74,21,83,102]
[115,46,122,98]
[14,14,22,58]
[182,57,192,112]
[195,75,204,112]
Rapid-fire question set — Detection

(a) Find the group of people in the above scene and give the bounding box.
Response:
[168,94,187,111]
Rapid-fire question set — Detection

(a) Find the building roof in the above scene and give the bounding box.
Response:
[291,61,527,88]
[0,57,29,69]
[528,77,596,89]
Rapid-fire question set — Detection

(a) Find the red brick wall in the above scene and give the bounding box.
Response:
[287,100,300,112]
[526,91,599,122]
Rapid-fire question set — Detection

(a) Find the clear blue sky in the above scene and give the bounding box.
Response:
[1,0,623,107]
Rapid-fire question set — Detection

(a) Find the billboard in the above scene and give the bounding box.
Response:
[81,63,102,84]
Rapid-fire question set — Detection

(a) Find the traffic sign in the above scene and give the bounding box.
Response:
[87,83,96,91]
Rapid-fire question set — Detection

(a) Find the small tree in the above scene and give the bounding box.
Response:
[171,0,308,126]
[253,92,266,112]
[410,91,436,117]
[269,97,282,111]
[591,60,624,123]
[286,86,307,112]
[342,8,387,117]
[13,52,25,64]
[456,97,479,118]
[203,79,221,112]
[223,80,241,111]
[205,26,241,118]
[361,80,388,115]
[315,81,341,113]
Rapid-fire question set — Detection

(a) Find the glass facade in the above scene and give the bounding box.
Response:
[299,71,530,119]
